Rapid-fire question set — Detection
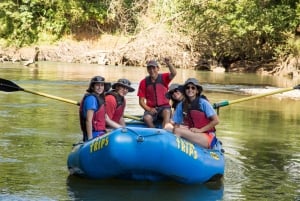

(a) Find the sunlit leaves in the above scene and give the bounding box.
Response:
[0,0,299,62]
[0,0,110,46]
[176,0,300,61]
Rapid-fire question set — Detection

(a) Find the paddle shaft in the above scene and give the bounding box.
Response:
[24,88,80,105]
[2,78,298,118]
[24,89,141,120]
[0,78,141,121]
[213,86,299,108]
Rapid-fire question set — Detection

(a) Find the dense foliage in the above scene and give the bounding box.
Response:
[173,0,300,62]
[0,0,110,46]
[0,0,299,63]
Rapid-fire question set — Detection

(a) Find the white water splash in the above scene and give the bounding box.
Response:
[240,86,300,100]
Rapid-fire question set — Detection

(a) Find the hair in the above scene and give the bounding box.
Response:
[171,98,181,109]
[182,86,209,114]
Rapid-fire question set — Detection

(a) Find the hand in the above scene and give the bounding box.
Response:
[179,125,189,129]
[164,57,171,65]
[148,107,157,115]
[190,127,200,133]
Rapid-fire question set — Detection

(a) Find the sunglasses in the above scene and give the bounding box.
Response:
[185,86,196,90]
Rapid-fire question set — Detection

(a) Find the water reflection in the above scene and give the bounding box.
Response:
[1,62,300,87]
[1,63,300,201]
[66,176,224,201]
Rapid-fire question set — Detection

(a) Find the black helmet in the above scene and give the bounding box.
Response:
[87,76,111,93]
[165,83,184,99]
[112,78,135,92]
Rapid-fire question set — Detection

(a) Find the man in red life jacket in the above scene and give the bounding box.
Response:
[137,58,177,128]
[105,78,135,127]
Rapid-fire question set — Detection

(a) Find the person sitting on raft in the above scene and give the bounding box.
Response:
[105,78,135,127]
[79,76,122,141]
[164,78,219,149]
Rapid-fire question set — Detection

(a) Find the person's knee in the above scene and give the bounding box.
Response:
[164,122,173,131]
[162,109,171,118]
[163,108,171,114]
[143,114,153,122]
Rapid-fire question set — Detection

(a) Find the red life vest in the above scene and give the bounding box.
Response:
[79,93,106,141]
[183,96,216,133]
[105,91,125,123]
[145,74,170,107]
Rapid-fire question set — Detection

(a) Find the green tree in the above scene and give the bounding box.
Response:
[174,0,300,66]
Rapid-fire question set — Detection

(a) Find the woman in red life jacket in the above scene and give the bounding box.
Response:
[79,76,122,142]
[105,78,135,127]
[165,78,219,149]
[137,58,177,128]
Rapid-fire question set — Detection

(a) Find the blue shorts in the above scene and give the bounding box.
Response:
[206,132,217,148]
[92,130,106,138]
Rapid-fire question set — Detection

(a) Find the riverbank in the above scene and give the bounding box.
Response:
[0,27,200,69]
[0,30,299,79]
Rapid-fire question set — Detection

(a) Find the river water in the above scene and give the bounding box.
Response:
[0,62,300,201]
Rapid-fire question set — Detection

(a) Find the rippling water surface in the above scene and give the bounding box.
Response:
[0,62,300,201]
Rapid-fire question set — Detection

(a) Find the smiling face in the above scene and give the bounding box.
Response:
[115,85,129,97]
[171,89,184,101]
[93,83,105,95]
[147,66,159,80]
[185,84,198,100]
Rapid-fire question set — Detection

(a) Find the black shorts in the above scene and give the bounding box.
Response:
[143,106,171,122]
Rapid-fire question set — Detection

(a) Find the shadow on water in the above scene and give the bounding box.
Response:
[66,175,224,201]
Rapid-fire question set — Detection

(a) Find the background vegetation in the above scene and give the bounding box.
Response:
[0,0,300,69]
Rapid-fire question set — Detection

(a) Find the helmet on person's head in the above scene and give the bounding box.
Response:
[183,78,203,92]
[165,83,184,99]
[112,78,135,92]
[87,76,111,93]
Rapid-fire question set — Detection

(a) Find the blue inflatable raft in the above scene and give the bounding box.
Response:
[67,124,225,184]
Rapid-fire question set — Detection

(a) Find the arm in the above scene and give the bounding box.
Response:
[164,57,177,80]
[192,114,219,133]
[137,80,148,111]
[137,79,157,114]
[139,97,156,114]
[139,97,149,111]
[119,117,126,127]
[105,114,123,129]
[86,110,94,140]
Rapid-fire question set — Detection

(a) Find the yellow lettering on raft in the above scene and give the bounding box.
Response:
[210,152,220,160]
[181,139,186,153]
[189,143,198,159]
[90,137,109,153]
[176,137,198,159]
[94,140,99,152]
[176,137,180,149]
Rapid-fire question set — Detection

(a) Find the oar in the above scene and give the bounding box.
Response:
[0,78,142,121]
[213,84,300,109]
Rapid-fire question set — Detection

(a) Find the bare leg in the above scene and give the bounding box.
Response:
[174,127,209,148]
[164,122,174,131]
[143,114,155,128]
[161,109,171,128]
